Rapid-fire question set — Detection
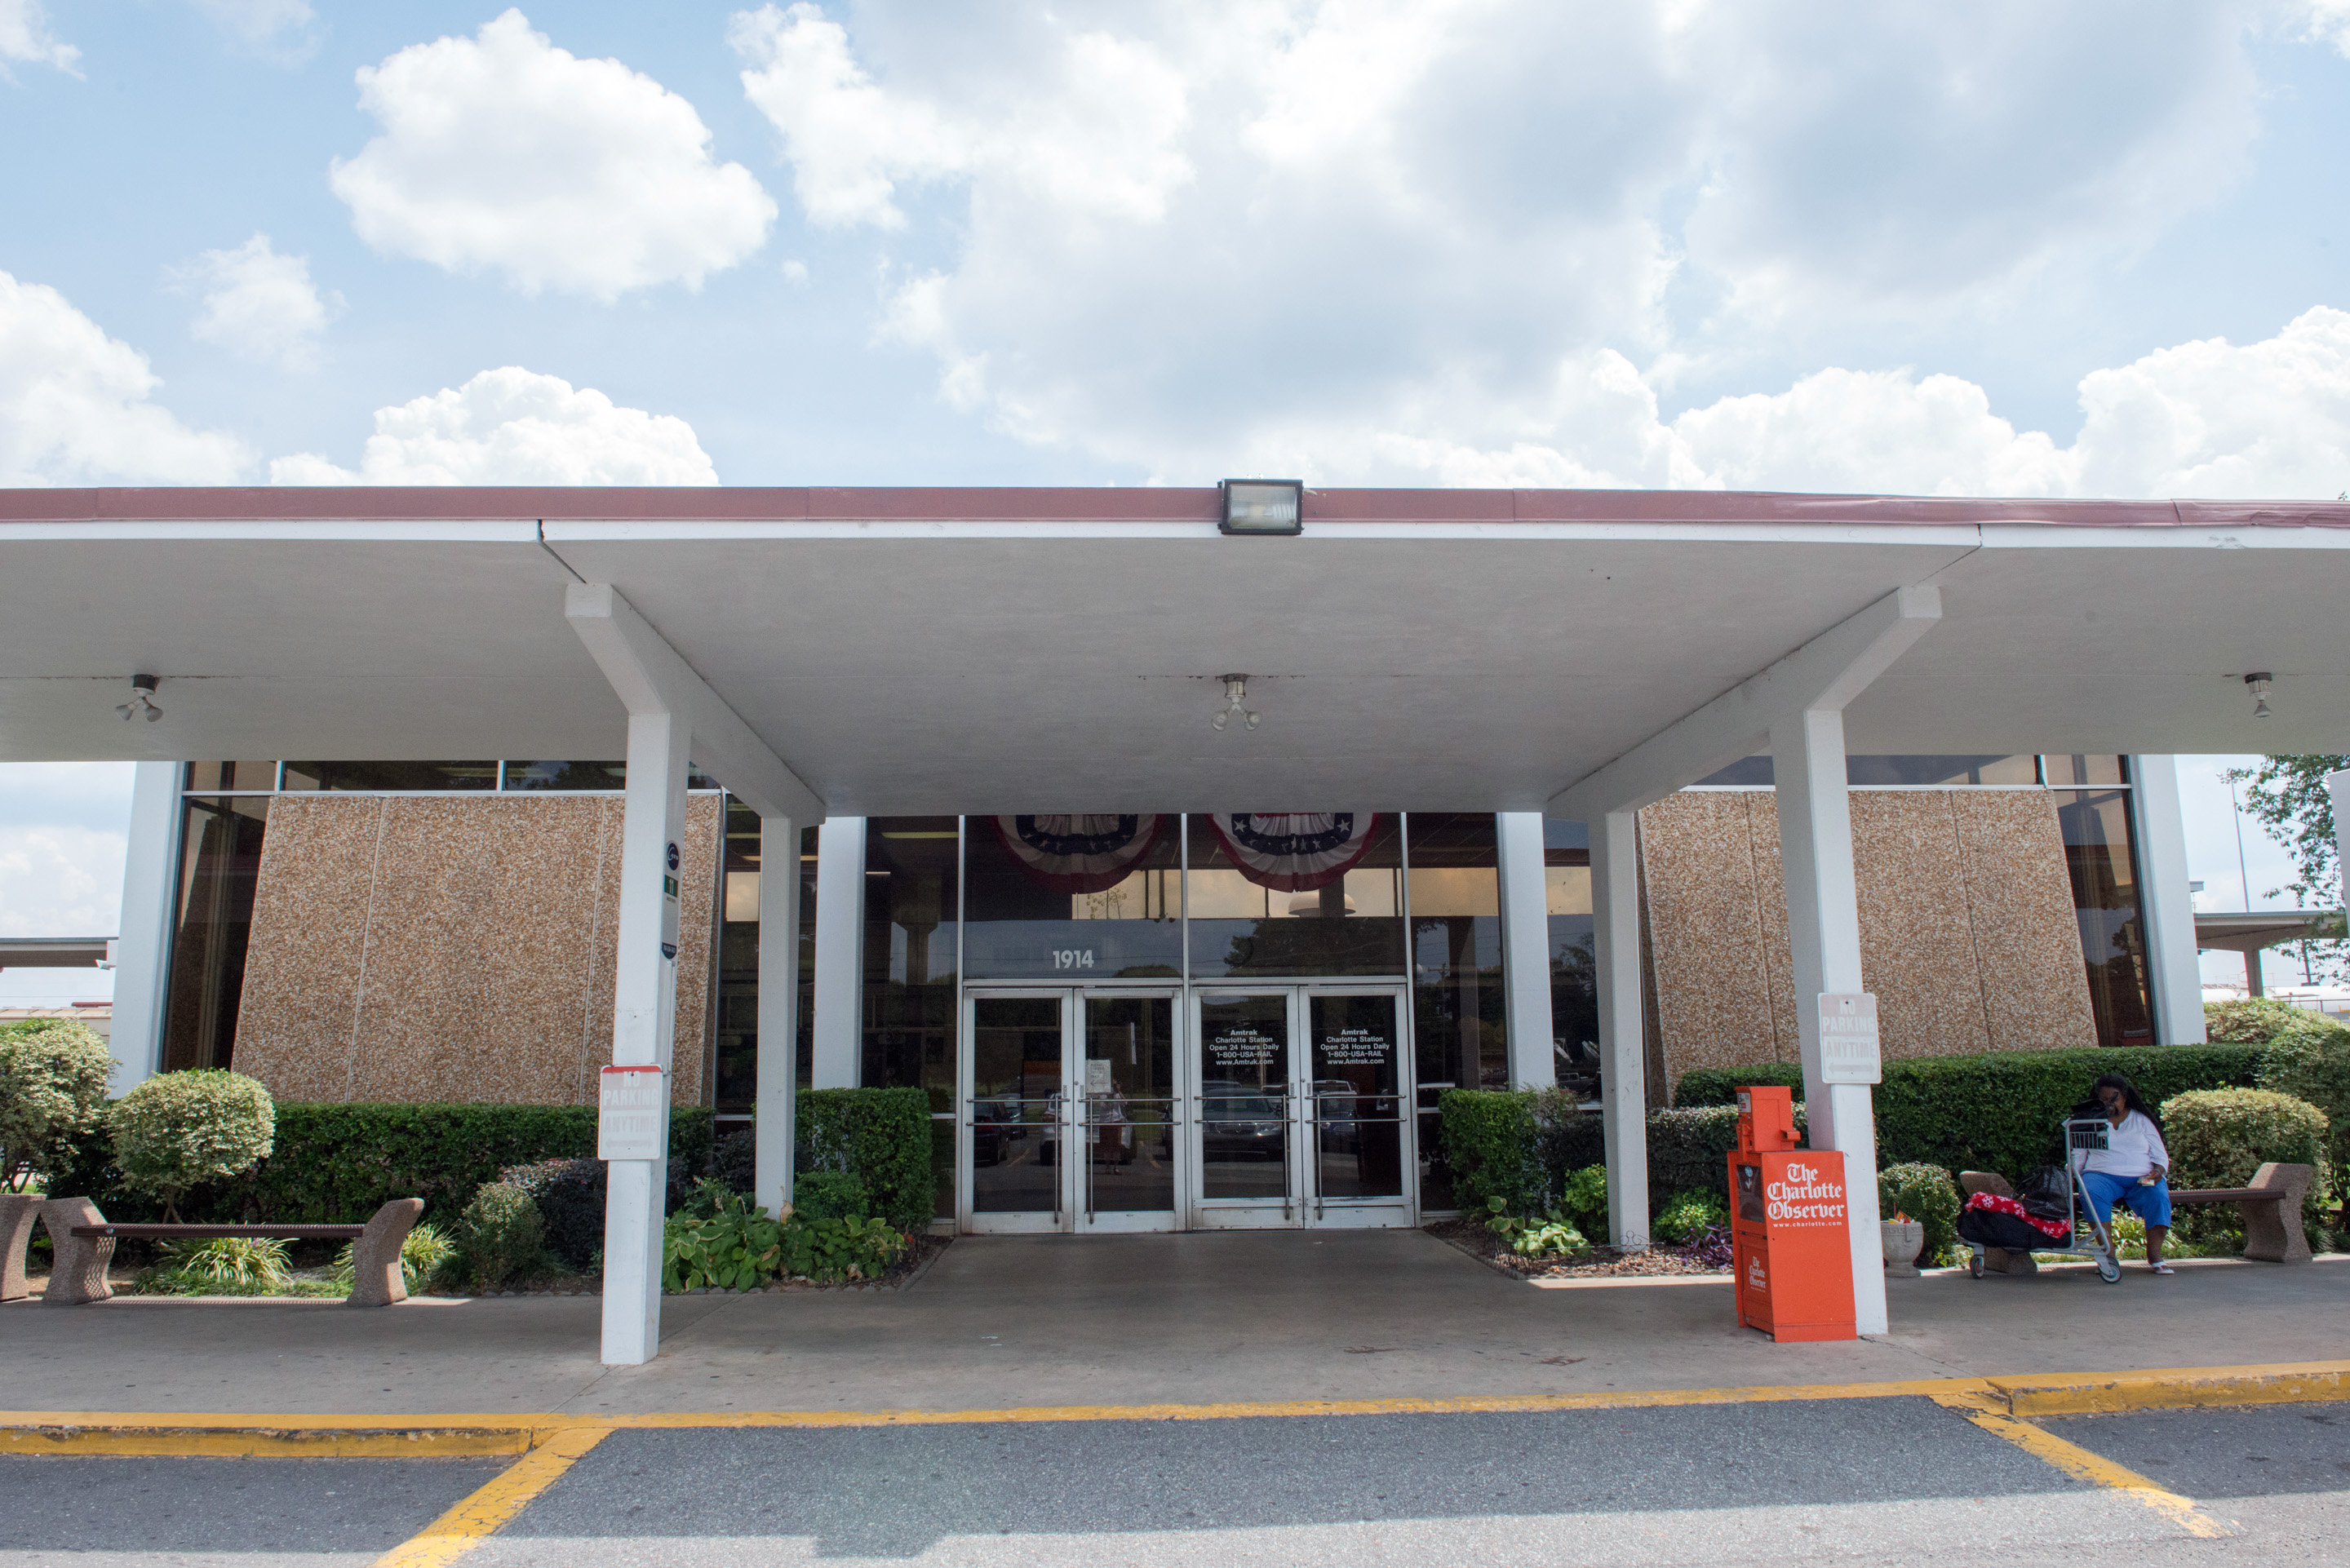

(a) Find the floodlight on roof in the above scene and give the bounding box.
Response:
[2246,671,2273,719]
[115,673,162,724]
[1219,480,1303,535]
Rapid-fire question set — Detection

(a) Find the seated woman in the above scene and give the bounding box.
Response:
[2078,1073,2175,1274]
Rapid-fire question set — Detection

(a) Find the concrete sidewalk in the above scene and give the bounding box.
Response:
[5,1230,2346,1418]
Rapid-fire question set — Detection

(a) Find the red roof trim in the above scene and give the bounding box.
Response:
[1,486,2345,528]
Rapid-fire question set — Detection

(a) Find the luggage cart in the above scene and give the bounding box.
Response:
[1962,1115,2122,1283]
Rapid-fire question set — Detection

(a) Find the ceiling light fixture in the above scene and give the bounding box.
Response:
[1219,479,1303,535]
[115,673,162,724]
[1212,674,1260,731]
[2245,671,2273,720]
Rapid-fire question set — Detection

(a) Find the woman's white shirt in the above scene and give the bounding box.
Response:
[2082,1110,2168,1179]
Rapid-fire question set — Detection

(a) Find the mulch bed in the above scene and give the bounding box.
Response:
[1426,1218,1731,1281]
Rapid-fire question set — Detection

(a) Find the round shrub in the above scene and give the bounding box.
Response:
[2259,1023,2350,1206]
[499,1157,605,1271]
[109,1070,274,1220]
[2205,998,2317,1044]
[0,1019,114,1192]
[1877,1163,1962,1266]
[457,1181,545,1290]
[2162,1087,2329,1244]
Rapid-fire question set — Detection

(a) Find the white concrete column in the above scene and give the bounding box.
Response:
[108,760,182,1092]
[810,816,867,1089]
[600,711,689,1367]
[2127,756,2206,1044]
[754,814,801,1216]
[1590,809,1649,1249]
[1770,707,1888,1336]
[1494,811,1556,1091]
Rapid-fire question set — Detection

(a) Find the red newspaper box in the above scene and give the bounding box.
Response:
[1728,1085,1856,1343]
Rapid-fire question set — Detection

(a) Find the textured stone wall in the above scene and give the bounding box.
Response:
[231,793,721,1105]
[1638,788,2095,1087]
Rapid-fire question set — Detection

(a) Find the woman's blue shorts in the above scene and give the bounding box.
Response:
[2079,1171,2171,1226]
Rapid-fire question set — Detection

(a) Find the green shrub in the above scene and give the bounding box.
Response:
[1439,1090,1541,1215]
[779,1213,909,1283]
[2258,1024,2350,1207]
[1674,1045,2263,1178]
[109,1070,275,1220]
[1877,1163,1962,1265]
[0,1019,113,1192]
[456,1181,545,1290]
[1485,1198,1589,1259]
[332,1222,456,1296]
[2205,998,2317,1043]
[499,1157,607,1270]
[664,1188,783,1292]
[797,1088,933,1234]
[149,1234,293,1292]
[2162,1087,2329,1246]
[792,1170,869,1221]
[1646,1105,1745,1199]
[1556,1163,1608,1236]
[712,1126,756,1192]
[1652,1188,1728,1245]
[49,1101,715,1226]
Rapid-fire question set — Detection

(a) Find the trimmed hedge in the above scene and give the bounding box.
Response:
[1440,1091,1788,1222]
[2162,1087,2329,1243]
[47,1101,715,1226]
[1438,1089,1541,1215]
[797,1087,932,1234]
[1672,1045,2264,1178]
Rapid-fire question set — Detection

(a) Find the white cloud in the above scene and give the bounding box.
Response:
[330,9,776,301]
[270,366,719,485]
[193,0,317,62]
[734,3,2268,484]
[0,0,78,76]
[171,234,340,370]
[0,271,252,485]
[2302,1,2350,55]
[0,764,131,946]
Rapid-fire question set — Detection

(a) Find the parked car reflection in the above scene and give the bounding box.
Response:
[1202,1078,1287,1161]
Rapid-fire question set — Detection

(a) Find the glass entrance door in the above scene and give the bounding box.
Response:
[961,989,1181,1234]
[1191,987,1413,1229]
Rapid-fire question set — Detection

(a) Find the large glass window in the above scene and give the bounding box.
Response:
[1408,813,1504,1211]
[1544,820,1599,1101]
[282,760,499,791]
[2055,777,2156,1048]
[160,795,270,1073]
[861,817,961,1219]
[965,816,1182,980]
[712,807,820,1112]
[1186,814,1404,979]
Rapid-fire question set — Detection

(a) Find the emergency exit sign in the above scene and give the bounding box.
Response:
[598,1065,667,1159]
[1816,993,1882,1084]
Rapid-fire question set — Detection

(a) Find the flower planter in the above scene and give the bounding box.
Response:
[1880,1217,1925,1277]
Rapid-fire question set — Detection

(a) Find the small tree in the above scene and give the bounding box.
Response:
[0,1019,115,1193]
[2222,756,2350,984]
[109,1070,275,1221]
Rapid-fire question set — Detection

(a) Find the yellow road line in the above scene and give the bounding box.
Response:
[373,1424,610,1568]
[1939,1401,2232,1539]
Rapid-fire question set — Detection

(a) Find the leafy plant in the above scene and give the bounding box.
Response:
[1485,1197,1589,1259]
[0,1018,113,1192]
[2206,998,2324,1044]
[2221,756,2350,985]
[2163,1087,2329,1247]
[796,1087,934,1233]
[664,1187,783,1292]
[1877,1163,1962,1265]
[779,1213,910,1283]
[144,1235,293,1294]
[2258,1023,2350,1213]
[1556,1163,1609,1236]
[1652,1187,1727,1245]
[456,1181,545,1290]
[499,1157,609,1270]
[332,1221,456,1295]
[109,1070,274,1221]
[1439,1090,1541,1216]
[792,1170,869,1222]
[712,1126,756,1193]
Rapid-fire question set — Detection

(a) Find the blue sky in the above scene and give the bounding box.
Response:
[3,3,2350,999]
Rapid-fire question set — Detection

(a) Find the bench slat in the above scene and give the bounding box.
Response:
[70,1225,366,1240]
[2169,1189,2282,1204]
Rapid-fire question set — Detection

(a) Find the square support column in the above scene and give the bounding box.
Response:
[1495,811,1556,1091]
[1590,809,1648,1249]
[1770,707,1888,1336]
[755,814,801,1216]
[600,710,689,1367]
[809,816,867,1090]
[2127,756,2206,1044]
[107,760,183,1092]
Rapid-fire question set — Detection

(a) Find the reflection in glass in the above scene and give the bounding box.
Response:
[2055,788,2155,1048]
[1310,994,1403,1200]
[1083,994,1176,1214]
[964,816,1182,979]
[500,760,627,791]
[1198,994,1291,1200]
[1186,816,1405,978]
[971,996,1063,1213]
[862,818,960,1124]
[282,760,499,791]
[1545,822,1601,1106]
[2043,755,2128,788]
[161,795,270,1073]
[1410,813,1507,1094]
[184,762,277,792]
[714,813,821,1114]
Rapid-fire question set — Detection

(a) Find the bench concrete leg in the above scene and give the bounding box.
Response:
[0,1194,42,1302]
[347,1198,426,1307]
[1983,1247,2038,1276]
[39,1198,113,1304]
[2239,1163,2313,1264]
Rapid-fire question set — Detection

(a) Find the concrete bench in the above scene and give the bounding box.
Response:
[1958,1164,2312,1269]
[38,1197,425,1306]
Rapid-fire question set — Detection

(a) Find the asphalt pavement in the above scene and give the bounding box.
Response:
[5,1399,2346,1567]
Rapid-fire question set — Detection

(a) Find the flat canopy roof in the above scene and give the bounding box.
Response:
[4,485,2347,815]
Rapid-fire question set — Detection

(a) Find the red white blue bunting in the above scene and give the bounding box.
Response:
[991,814,1167,894]
[1205,813,1380,893]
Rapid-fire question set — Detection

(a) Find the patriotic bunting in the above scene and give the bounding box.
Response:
[1206,813,1381,893]
[991,814,1167,894]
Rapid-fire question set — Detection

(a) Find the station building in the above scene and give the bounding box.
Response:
[8,481,2343,1361]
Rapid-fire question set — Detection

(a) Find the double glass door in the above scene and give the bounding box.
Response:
[959,986,1412,1233]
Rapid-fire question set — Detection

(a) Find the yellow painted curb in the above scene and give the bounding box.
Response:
[1985,1360,2350,1415]
[0,1417,554,1459]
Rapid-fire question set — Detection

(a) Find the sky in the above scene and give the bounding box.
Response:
[4,3,2350,999]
